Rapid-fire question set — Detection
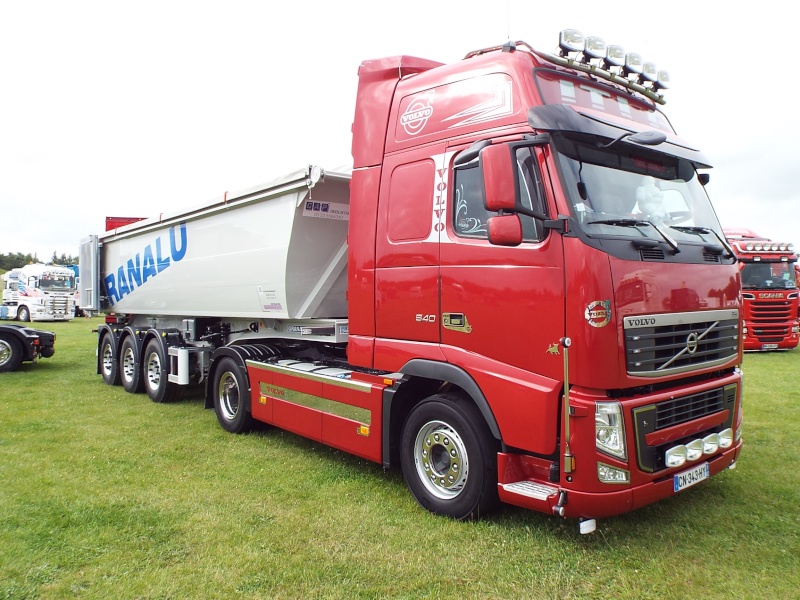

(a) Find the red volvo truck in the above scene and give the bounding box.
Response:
[724,228,799,351]
[81,30,743,532]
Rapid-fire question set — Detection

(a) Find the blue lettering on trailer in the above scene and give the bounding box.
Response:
[105,223,188,305]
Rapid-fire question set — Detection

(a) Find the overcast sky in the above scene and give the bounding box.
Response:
[1,1,797,260]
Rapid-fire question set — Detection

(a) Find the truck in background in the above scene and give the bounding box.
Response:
[724,228,799,351]
[0,323,57,372]
[81,30,743,532]
[1,264,76,322]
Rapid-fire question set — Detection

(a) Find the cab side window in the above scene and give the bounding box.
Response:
[452,145,548,242]
[453,163,490,238]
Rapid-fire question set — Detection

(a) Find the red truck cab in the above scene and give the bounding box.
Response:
[342,32,743,523]
[724,228,799,351]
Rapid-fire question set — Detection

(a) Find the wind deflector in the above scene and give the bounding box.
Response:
[527,104,712,169]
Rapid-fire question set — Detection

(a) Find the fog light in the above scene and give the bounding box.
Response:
[598,463,630,484]
[703,433,720,454]
[686,439,704,462]
[718,428,734,449]
[665,446,687,468]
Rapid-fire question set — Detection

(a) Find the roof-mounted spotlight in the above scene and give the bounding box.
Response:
[582,36,606,64]
[655,70,670,91]
[559,29,585,56]
[640,62,659,84]
[623,52,643,78]
[603,44,625,70]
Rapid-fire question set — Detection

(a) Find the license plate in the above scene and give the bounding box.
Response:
[761,343,778,350]
[673,462,709,492]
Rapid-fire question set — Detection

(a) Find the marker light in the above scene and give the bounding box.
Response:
[559,29,585,55]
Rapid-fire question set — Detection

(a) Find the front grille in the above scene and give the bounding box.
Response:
[633,384,737,472]
[655,389,725,429]
[624,310,739,377]
[751,300,792,322]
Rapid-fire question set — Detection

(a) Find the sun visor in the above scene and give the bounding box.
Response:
[527,104,712,169]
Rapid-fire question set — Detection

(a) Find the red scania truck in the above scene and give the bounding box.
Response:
[80,30,743,532]
[723,228,799,351]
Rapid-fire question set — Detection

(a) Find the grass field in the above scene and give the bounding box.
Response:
[1,318,798,599]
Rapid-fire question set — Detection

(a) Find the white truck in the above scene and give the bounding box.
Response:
[2,264,76,322]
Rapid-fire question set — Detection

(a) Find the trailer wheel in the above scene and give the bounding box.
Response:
[100,332,120,385]
[0,334,24,372]
[17,306,31,322]
[143,338,181,403]
[400,393,499,520]
[212,357,255,433]
[119,336,144,394]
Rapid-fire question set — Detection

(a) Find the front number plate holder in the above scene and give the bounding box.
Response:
[673,462,709,492]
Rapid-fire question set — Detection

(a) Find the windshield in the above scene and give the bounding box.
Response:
[741,262,797,290]
[39,274,74,292]
[553,134,723,244]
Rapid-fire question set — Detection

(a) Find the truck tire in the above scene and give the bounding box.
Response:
[100,332,120,385]
[119,336,144,394]
[143,338,182,403]
[0,334,24,372]
[212,357,255,433]
[17,306,31,322]
[400,393,499,520]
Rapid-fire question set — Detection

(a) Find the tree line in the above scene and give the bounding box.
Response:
[0,252,79,271]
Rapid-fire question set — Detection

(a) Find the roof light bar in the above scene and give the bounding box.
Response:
[544,29,669,104]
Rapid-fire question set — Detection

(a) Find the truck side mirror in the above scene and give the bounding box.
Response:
[488,214,523,247]
[481,144,517,212]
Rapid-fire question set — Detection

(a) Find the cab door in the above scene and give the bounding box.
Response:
[438,142,566,454]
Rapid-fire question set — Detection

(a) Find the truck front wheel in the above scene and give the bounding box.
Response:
[0,334,23,372]
[400,393,499,520]
[213,357,255,434]
[100,333,120,385]
[120,336,144,393]
[17,306,30,322]
[143,338,181,403]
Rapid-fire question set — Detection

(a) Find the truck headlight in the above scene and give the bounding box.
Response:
[596,402,626,460]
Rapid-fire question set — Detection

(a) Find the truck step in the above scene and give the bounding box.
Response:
[501,481,559,500]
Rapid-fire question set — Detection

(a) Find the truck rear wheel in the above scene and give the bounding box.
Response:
[0,334,24,372]
[100,332,120,385]
[213,357,255,433]
[120,336,144,393]
[400,393,499,520]
[143,338,181,403]
[17,306,30,322]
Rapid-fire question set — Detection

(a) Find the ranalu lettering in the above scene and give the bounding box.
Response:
[104,223,188,305]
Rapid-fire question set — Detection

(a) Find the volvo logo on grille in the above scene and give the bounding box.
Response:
[686,332,699,354]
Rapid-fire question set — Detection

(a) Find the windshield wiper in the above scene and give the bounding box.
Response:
[670,226,735,258]
[588,218,681,254]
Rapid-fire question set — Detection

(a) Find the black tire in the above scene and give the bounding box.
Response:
[142,338,182,403]
[0,334,24,372]
[119,336,144,394]
[400,393,499,520]
[212,357,255,433]
[17,306,31,322]
[100,332,120,386]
